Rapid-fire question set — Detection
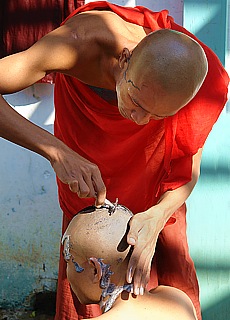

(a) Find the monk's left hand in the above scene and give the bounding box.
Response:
[126,209,165,295]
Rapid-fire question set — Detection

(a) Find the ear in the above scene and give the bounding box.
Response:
[118,48,132,69]
[88,257,102,284]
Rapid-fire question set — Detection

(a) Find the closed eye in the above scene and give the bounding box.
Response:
[129,95,149,113]
[129,94,173,119]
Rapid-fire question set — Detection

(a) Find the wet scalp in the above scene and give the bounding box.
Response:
[64,205,133,265]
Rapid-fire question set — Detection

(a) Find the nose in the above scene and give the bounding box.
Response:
[130,109,151,125]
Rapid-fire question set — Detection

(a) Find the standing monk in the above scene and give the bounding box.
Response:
[0,2,229,320]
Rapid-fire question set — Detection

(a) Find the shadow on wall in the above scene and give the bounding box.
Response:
[198,260,230,319]
[202,293,230,320]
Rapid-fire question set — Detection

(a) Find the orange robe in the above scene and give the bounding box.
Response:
[54,2,229,319]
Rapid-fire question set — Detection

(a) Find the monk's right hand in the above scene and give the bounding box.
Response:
[50,145,106,206]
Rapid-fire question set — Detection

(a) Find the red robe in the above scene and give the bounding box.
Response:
[54,2,229,320]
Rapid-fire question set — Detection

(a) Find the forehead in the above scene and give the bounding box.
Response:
[127,78,183,117]
[127,81,161,113]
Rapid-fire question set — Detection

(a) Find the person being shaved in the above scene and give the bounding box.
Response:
[0,2,229,319]
[62,201,198,320]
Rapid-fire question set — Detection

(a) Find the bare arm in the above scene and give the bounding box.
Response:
[154,148,202,217]
[0,21,106,205]
[126,148,202,294]
[0,22,91,94]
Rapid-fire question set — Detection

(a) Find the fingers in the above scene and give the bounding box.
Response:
[68,177,94,198]
[127,217,139,246]
[92,171,106,207]
[68,180,79,193]
[51,147,106,203]
[126,215,156,296]
[126,216,140,284]
[68,166,106,205]
[127,245,152,295]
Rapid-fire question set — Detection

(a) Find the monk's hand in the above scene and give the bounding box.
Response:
[50,145,106,206]
[126,208,165,295]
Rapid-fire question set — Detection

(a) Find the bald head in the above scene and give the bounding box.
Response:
[129,29,208,110]
[63,204,133,267]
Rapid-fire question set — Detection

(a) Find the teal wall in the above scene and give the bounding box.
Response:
[184,1,230,319]
[184,0,229,65]
[187,111,230,319]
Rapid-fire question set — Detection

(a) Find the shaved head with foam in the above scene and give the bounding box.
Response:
[62,204,133,307]
[63,204,133,265]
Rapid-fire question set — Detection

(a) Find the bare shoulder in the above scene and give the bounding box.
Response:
[64,10,146,53]
[39,10,147,83]
[64,10,127,36]
[0,10,127,94]
[90,287,197,320]
[149,286,198,319]
[63,10,129,53]
[21,12,112,82]
[28,11,124,82]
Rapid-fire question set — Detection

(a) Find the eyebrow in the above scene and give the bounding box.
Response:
[130,95,175,119]
[130,95,164,118]
[125,60,173,119]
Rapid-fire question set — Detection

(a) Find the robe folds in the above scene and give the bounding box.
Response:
[54,2,229,320]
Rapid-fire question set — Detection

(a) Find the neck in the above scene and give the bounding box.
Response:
[100,283,133,313]
[104,57,123,91]
[97,259,132,313]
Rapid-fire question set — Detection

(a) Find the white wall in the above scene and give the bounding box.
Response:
[0,85,62,308]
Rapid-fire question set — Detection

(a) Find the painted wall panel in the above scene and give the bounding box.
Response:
[186,110,230,319]
[183,1,230,318]
[184,0,228,65]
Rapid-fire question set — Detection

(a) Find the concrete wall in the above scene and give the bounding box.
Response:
[0,0,229,318]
